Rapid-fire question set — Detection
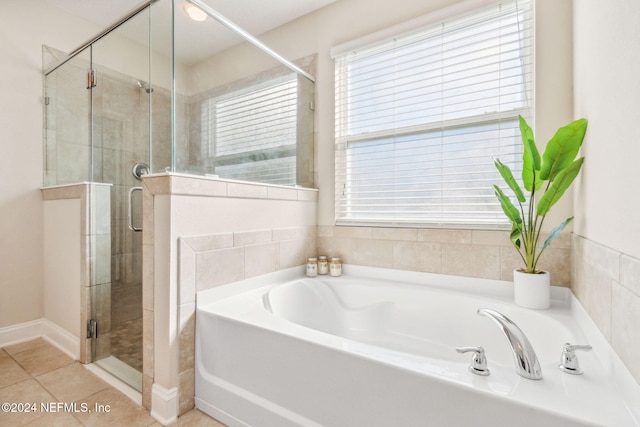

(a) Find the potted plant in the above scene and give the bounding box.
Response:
[493,115,587,309]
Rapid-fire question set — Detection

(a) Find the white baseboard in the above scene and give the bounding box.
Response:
[42,319,80,359]
[150,383,178,426]
[0,318,80,360]
[0,318,44,348]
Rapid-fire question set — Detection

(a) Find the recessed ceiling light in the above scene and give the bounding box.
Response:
[184,3,207,22]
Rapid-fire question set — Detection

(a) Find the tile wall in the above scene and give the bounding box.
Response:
[572,234,640,383]
[176,225,316,413]
[318,225,572,286]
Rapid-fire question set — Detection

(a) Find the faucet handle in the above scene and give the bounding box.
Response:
[559,342,592,375]
[456,346,490,376]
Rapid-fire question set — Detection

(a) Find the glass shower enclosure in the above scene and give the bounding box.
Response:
[43,0,314,392]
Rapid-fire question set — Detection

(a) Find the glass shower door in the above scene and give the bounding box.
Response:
[89,8,151,391]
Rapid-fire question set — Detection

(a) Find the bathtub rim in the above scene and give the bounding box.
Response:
[197,264,573,308]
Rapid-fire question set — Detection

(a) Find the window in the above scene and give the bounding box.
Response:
[334,0,534,226]
[201,74,298,185]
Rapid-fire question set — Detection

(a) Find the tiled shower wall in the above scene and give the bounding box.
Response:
[93,70,149,332]
[571,234,640,383]
[94,70,173,338]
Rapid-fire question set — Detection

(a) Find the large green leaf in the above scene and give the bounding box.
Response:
[494,158,525,203]
[519,116,541,191]
[542,217,573,251]
[510,223,522,249]
[540,118,588,181]
[537,157,584,216]
[494,185,522,225]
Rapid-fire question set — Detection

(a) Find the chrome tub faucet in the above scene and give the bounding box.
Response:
[477,308,542,380]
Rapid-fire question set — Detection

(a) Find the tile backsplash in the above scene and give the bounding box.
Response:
[179,226,316,297]
[572,234,640,384]
[318,226,572,286]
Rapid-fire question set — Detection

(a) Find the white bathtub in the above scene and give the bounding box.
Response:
[195,265,640,427]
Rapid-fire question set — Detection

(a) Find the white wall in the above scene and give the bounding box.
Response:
[43,199,81,338]
[573,0,640,259]
[0,1,101,328]
[572,0,640,384]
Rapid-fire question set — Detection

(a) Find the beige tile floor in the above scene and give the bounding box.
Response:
[0,339,225,426]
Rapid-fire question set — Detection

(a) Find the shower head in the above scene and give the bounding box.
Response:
[136,80,153,93]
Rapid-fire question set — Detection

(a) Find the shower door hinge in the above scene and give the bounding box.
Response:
[86,319,98,339]
[87,69,97,90]
[44,96,50,106]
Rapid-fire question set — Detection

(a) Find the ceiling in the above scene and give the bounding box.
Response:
[45,0,336,65]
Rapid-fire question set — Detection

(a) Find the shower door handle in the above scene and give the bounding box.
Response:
[128,187,143,232]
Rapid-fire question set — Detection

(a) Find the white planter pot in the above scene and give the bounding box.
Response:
[513,269,550,309]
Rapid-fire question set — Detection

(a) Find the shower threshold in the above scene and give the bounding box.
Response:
[92,356,142,393]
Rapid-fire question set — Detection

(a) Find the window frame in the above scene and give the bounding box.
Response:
[333,0,535,229]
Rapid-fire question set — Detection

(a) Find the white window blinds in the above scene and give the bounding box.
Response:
[202,75,298,185]
[334,0,534,227]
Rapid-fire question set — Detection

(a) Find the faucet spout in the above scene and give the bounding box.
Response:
[477,308,542,380]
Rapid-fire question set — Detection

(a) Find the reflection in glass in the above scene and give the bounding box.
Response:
[170,0,315,187]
